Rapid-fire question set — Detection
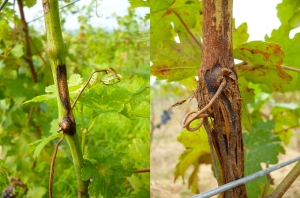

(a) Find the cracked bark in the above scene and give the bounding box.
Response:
[198,0,248,197]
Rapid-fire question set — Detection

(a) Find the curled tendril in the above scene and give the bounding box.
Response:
[182,78,227,132]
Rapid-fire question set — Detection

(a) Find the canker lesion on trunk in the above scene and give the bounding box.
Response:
[183,0,248,197]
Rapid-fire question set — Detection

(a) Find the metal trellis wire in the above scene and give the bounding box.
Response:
[191,155,300,198]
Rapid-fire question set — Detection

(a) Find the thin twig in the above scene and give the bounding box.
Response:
[49,133,66,198]
[267,160,300,198]
[134,169,150,174]
[17,0,37,82]
[0,0,9,11]
[182,79,227,131]
[275,124,300,134]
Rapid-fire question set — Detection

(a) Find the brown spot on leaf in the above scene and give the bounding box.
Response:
[183,11,189,16]
[156,65,171,75]
[165,9,173,16]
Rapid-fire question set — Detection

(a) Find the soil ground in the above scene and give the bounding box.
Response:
[150,100,300,198]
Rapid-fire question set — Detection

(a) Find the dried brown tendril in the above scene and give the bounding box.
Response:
[182,78,227,131]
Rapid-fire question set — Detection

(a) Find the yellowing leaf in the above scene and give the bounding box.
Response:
[174,124,211,193]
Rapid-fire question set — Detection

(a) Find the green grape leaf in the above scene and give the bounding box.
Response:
[28,133,61,158]
[238,77,255,104]
[129,0,149,8]
[277,0,300,29]
[234,41,292,92]
[128,138,150,167]
[28,119,61,158]
[244,121,283,198]
[0,20,11,41]
[23,94,56,104]
[23,73,83,104]
[131,188,150,198]
[232,21,249,49]
[174,124,211,193]
[271,106,299,145]
[24,0,37,8]
[150,0,202,81]
[80,84,131,114]
[10,44,24,58]
[81,147,136,198]
[26,186,46,198]
[80,76,149,119]
[121,89,150,119]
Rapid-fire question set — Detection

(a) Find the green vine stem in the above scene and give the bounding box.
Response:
[41,0,88,197]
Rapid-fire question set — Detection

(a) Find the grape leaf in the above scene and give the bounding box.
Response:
[128,138,150,167]
[81,147,136,198]
[129,0,149,8]
[28,119,61,158]
[174,124,211,193]
[243,121,283,198]
[23,73,83,104]
[0,20,11,42]
[238,77,255,104]
[26,186,46,198]
[265,26,300,92]
[10,44,24,58]
[150,0,202,82]
[233,21,249,49]
[80,76,150,119]
[131,188,150,198]
[24,0,37,8]
[271,106,299,145]
[234,41,285,66]
[234,41,292,92]
[266,26,300,67]
[277,0,300,29]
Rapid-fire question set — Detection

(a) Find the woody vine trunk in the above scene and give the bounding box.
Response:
[198,0,247,197]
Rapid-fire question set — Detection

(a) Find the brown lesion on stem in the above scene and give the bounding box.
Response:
[56,65,76,135]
